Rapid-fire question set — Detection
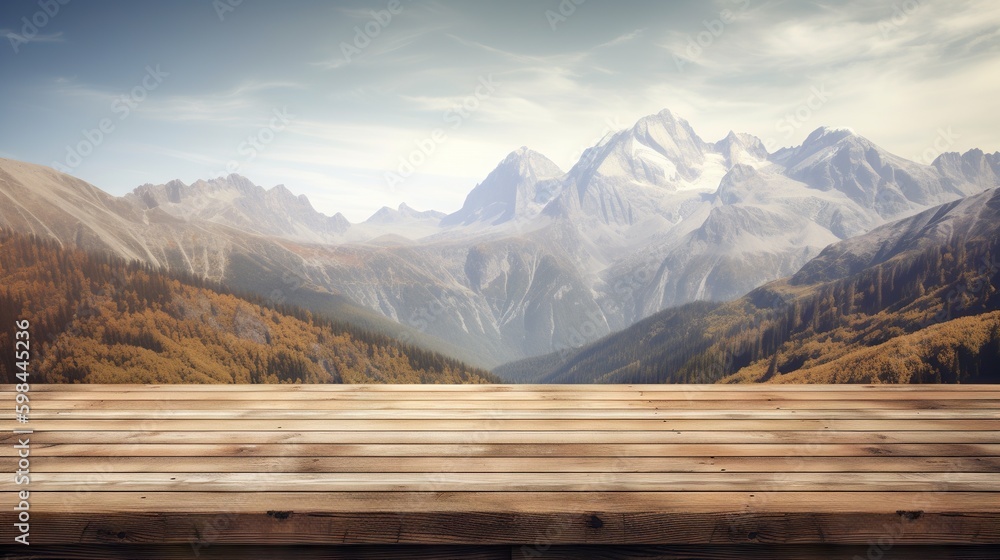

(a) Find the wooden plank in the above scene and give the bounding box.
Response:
[8,455,999,474]
[10,430,999,445]
[10,472,999,492]
[8,418,1000,431]
[8,545,1000,560]
[513,545,1000,560]
[25,398,1000,410]
[4,493,1000,545]
[16,408,1000,419]
[19,491,1000,514]
[1,545,514,560]
[24,442,1000,457]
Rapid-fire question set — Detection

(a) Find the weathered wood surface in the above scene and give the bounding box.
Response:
[1,384,999,558]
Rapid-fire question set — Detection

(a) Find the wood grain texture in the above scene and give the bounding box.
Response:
[7,418,999,431]
[5,545,1000,559]
[8,506,1000,545]
[8,471,999,492]
[6,455,999,473]
[20,442,1000,457]
[0,545,512,560]
[7,430,997,445]
[0,384,997,550]
[16,408,1000,419]
[511,545,1000,559]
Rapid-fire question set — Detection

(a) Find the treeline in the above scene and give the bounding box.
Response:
[0,229,497,384]
[505,231,1000,384]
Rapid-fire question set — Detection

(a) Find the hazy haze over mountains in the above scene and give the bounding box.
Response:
[2,108,998,368]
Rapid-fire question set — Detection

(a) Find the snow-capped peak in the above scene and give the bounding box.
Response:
[772,126,876,170]
[802,126,859,148]
[440,148,564,227]
[714,130,769,169]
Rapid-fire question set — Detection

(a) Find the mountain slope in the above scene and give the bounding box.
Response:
[441,147,563,226]
[496,188,1000,384]
[0,157,158,263]
[0,158,485,367]
[0,228,496,384]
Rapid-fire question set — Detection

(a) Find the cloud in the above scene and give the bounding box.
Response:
[130,82,303,124]
[596,28,645,49]
[312,25,449,70]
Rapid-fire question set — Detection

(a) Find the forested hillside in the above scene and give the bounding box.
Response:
[497,190,1000,384]
[0,229,496,384]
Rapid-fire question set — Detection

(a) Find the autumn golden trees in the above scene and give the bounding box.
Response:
[0,229,497,384]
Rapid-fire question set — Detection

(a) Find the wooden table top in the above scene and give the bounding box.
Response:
[2,384,999,558]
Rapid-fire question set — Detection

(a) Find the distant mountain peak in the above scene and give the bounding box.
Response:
[933,149,1000,189]
[126,176,350,241]
[649,107,680,121]
[497,146,561,176]
[801,126,862,148]
[364,202,445,225]
[441,148,564,227]
[629,107,700,140]
[715,131,769,168]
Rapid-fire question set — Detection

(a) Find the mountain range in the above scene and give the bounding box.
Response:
[1,108,998,370]
[497,186,1000,383]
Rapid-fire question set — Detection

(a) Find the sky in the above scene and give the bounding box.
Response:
[1,0,999,222]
